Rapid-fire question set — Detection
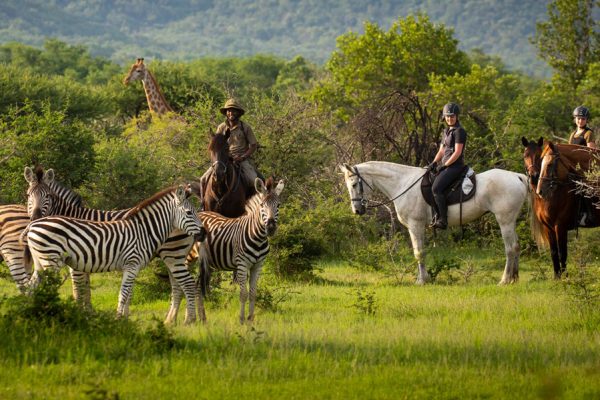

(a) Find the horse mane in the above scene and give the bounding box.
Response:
[125,186,177,218]
[208,131,229,154]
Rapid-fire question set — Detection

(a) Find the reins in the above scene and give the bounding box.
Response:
[351,166,427,209]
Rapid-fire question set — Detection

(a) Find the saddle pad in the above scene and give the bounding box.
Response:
[420,167,477,208]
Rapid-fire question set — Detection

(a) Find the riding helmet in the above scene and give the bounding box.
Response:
[572,106,590,119]
[443,103,460,116]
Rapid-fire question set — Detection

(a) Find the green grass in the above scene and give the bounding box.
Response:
[0,253,599,399]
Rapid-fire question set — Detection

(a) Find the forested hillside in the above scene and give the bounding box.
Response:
[0,0,551,76]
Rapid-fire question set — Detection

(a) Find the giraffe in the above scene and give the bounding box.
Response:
[123,58,174,116]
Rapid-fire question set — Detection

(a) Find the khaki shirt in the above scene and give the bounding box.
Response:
[568,127,595,146]
[216,121,258,158]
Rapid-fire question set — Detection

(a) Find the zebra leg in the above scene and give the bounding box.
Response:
[167,264,197,325]
[236,267,249,324]
[247,262,264,322]
[70,269,92,309]
[164,268,183,325]
[116,266,141,318]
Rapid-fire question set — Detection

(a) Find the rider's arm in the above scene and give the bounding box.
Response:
[432,143,445,163]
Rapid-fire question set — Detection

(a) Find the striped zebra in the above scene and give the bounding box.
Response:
[170,177,284,324]
[0,168,83,292]
[24,167,206,324]
[23,186,205,320]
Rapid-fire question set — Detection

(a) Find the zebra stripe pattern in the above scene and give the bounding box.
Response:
[170,177,284,323]
[0,205,31,291]
[25,167,203,324]
[24,186,205,319]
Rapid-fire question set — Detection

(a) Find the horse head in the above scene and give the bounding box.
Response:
[521,136,544,187]
[339,163,373,215]
[208,129,232,185]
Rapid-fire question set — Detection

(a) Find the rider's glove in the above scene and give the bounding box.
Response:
[426,162,437,172]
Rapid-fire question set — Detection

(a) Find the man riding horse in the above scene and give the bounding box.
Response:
[200,98,263,197]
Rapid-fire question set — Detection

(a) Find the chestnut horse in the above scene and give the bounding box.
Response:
[202,129,251,218]
[524,138,600,277]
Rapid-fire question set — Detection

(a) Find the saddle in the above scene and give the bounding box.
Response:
[420,165,477,208]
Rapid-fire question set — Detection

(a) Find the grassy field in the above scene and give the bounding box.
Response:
[0,249,599,400]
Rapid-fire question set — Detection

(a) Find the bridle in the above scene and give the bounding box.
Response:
[538,150,580,193]
[348,166,426,209]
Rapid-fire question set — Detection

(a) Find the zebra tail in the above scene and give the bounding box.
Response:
[199,257,211,297]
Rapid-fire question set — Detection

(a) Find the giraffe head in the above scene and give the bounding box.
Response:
[123,58,146,85]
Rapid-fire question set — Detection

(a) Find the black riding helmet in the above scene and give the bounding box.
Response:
[443,103,460,116]
[573,106,590,119]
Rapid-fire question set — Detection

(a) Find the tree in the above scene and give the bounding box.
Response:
[532,0,600,89]
[313,13,469,121]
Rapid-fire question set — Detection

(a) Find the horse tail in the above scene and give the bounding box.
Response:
[528,190,549,249]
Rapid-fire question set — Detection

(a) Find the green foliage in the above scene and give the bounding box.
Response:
[532,0,600,88]
[351,289,378,316]
[0,101,95,203]
[315,14,469,119]
[0,63,112,119]
[0,39,121,84]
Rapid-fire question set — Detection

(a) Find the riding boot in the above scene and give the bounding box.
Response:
[431,193,448,229]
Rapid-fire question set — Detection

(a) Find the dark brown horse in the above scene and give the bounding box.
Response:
[523,137,600,277]
[201,129,251,218]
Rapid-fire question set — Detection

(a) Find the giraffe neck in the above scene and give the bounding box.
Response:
[141,70,174,115]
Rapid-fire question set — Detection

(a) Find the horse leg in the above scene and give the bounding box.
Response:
[407,223,429,284]
[498,221,520,285]
[545,226,561,279]
[556,226,568,278]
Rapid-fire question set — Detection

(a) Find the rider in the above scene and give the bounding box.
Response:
[568,106,596,148]
[200,98,261,192]
[427,103,467,229]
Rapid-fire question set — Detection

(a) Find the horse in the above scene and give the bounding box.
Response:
[201,129,250,218]
[532,140,600,277]
[339,162,529,284]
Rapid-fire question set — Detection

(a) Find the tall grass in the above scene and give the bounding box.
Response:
[0,252,599,399]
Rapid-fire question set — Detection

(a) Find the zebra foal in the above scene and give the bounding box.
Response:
[169,177,284,324]
[23,186,205,320]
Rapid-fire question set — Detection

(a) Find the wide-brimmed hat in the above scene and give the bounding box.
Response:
[220,98,245,115]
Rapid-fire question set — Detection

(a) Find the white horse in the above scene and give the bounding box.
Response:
[339,162,529,284]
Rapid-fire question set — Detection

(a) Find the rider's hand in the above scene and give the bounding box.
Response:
[426,162,437,172]
[436,164,447,173]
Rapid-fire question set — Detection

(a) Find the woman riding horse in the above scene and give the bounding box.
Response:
[427,103,468,229]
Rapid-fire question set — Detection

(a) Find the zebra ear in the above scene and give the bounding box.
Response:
[44,169,55,184]
[255,177,267,195]
[274,180,285,196]
[175,185,186,202]
[24,167,35,183]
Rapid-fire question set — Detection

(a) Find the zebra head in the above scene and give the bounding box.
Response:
[174,186,206,242]
[24,166,55,221]
[255,177,285,236]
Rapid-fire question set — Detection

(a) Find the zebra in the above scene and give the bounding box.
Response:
[0,168,83,292]
[169,177,284,324]
[23,186,205,320]
[24,167,206,324]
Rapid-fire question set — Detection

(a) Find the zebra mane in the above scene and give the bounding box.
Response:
[125,186,178,218]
